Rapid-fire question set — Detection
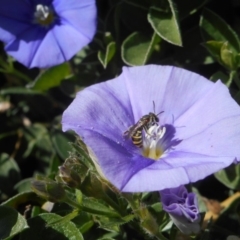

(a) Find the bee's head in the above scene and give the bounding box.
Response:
[149,112,159,122]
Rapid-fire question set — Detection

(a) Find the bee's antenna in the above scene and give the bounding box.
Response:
[157,111,164,116]
[153,101,156,113]
[153,100,164,116]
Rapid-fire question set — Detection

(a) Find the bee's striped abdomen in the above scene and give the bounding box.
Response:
[132,129,143,148]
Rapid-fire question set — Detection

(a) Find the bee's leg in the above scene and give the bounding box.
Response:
[143,126,152,136]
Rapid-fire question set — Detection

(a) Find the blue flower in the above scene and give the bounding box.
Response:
[160,185,201,234]
[0,0,97,68]
[62,65,240,192]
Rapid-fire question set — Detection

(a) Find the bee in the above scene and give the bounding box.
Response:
[124,107,163,148]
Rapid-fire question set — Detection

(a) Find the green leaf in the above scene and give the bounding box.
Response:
[148,0,182,46]
[0,206,28,240]
[220,42,238,70]
[121,32,160,66]
[202,40,224,60]
[150,203,170,231]
[72,212,94,234]
[14,178,32,193]
[99,215,134,229]
[98,42,116,68]
[210,71,231,86]
[0,153,21,196]
[27,63,72,91]
[51,130,74,160]
[0,88,43,95]
[20,213,83,240]
[22,124,53,160]
[175,0,208,20]
[202,40,238,70]
[70,142,94,170]
[82,198,120,218]
[75,189,83,205]
[215,164,240,190]
[1,191,44,209]
[47,210,79,227]
[200,9,240,53]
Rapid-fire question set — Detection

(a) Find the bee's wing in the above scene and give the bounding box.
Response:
[123,125,137,138]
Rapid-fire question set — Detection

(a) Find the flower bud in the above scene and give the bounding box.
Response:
[31,179,66,203]
[160,185,201,235]
[58,165,81,188]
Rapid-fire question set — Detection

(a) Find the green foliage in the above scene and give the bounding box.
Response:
[20,213,83,240]
[122,32,160,66]
[0,153,21,197]
[0,206,28,240]
[200,9,240,52]
[215,164,240,190]
[98,33,116,69]
[27,63,72,91]
[200,8,240,70]
[148,4,182,46]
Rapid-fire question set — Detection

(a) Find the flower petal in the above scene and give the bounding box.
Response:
[122,65,213,123]
[62,76,134,144]
[0,0,97,68]
[0,0,32,44]
[122,151,235,192]
[58,5,96,40]
[53,0,95,11]
[175,80,240,139]
[0,16,30,43]
[62,65,240,192]
[176,116,240,158]
[74,129,153,190]
[0,0,31,20]
[5,27,46,67]
[6,23,93,68]
[51,23,90,61]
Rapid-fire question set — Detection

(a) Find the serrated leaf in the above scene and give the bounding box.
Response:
[0,206,28,240]
[148,0,182,46]
[20,213,83,240]
[98,42,116,68]
[27,63,72,91]
[121,32,160,66]
[215,164,240,190]
[200,8,240,53]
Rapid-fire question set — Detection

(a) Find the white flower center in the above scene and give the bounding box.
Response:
[34,4,54,26]
[142,125,166,160]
